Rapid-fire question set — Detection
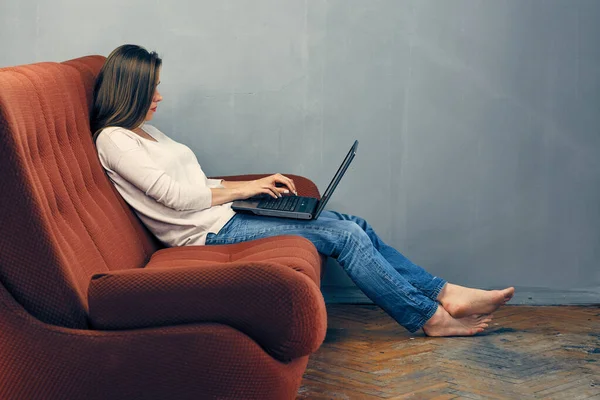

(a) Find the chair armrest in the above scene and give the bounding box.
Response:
[209,174,321,199]
[87,261,327,361]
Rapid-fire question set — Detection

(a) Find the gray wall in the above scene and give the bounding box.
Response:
[2,0,600,304]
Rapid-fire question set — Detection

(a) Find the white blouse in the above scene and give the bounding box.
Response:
[95,124,236,246]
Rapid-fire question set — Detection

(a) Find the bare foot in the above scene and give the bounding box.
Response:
[422,305,492,337]
[438,283,514,318]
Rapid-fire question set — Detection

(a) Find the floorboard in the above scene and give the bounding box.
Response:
[298,305,600,399]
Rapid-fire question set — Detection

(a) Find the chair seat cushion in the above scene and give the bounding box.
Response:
[87,236,327,361]
[148,234,323,286]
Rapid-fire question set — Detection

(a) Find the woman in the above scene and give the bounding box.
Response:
[92,44,514,337]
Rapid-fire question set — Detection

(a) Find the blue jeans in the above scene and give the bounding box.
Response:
[205,210,446,333]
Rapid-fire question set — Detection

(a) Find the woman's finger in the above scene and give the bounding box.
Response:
[263,186,280,198]
[287,178,297,194]
[276,187,290,195]
[276,175,298,195]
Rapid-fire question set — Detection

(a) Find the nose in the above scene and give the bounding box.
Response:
[154,90,163,103]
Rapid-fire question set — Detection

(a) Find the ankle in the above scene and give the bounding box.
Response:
[437,282,453,303]
[424,304,444,328]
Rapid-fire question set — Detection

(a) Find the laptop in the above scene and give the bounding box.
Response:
[231,140,359,220]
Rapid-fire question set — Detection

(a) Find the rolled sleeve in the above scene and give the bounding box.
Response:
[206,178,224,189]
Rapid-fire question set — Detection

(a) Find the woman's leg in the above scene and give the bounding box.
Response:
[205,213,488,335]
[318,210,445,300]
[319,211,515,317]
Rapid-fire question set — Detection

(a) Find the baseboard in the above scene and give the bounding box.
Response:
[321,285,600,306]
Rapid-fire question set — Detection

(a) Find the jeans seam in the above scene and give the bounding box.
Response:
[345,233,424,308]
[429,278,447,300]
[344,234,439,332]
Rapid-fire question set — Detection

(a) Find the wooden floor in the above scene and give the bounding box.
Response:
[297,305,600,400]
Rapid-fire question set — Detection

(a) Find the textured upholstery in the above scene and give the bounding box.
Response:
[0,282,311,400]
[88,236,326,360]
[0,55,327,399]
[0,56,156,329]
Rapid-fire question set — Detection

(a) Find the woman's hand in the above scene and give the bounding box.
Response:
[239,174,298,199]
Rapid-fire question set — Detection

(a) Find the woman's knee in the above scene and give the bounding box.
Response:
[352,215,369,231]
[324,210,370,231]
[336,220,371,246]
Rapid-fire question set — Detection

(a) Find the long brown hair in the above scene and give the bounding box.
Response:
[90,44,162,141]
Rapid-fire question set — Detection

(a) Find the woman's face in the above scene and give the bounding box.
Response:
[144,73,163,121]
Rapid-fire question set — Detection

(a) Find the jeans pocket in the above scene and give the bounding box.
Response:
[218,215,238,235]
[205,232,217,244]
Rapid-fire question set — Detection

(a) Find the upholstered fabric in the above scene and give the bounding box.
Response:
[0,282,310,400]
[150,230,324,285]
[88,235,326,361]
[0,56,159,329]
[0,55,327,399]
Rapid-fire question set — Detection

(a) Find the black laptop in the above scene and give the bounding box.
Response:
[231,140,358,220]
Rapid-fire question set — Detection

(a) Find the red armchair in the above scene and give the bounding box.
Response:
[0,55,327,399]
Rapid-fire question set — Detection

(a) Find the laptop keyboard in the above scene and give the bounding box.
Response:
[258,196,301,212]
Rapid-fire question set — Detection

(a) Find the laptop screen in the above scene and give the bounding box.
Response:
[313,140,359,218]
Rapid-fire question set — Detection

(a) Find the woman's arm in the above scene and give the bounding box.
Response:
[100,134,213,211]
[222,176,297,194]
[210,174,298,206]
[221,180,248,189]
[210,187,245,206]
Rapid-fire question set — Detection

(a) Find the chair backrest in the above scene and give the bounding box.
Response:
[0,56,160,329]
